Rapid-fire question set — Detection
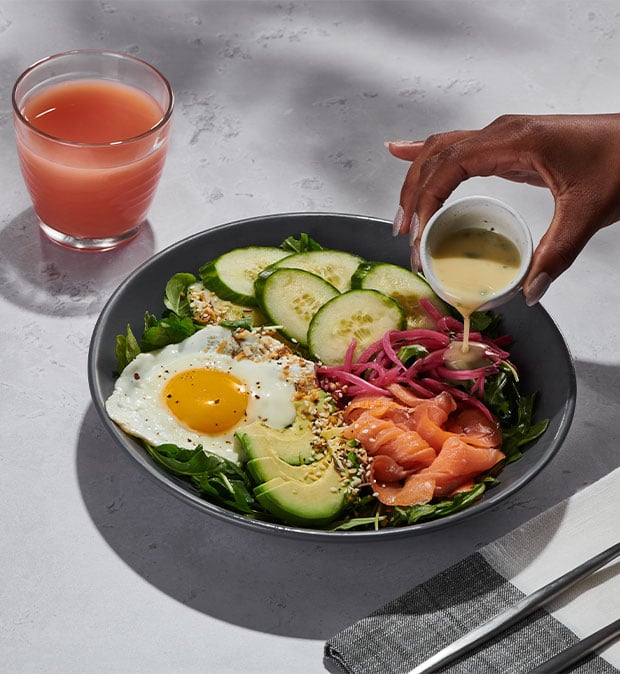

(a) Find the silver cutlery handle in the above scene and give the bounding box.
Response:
[527,618,620,673]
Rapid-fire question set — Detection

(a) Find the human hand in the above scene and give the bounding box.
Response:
[387,114,620,304]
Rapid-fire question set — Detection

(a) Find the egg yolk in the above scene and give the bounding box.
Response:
[163,368,249,435]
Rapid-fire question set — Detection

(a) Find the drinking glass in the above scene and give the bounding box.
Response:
[12,50,174,250]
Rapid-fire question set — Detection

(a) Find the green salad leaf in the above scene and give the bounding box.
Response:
[482,366,549,463]
[115,324,141,374]
[279,233,323,253]
[144,443,260,516]
[330,478,496,531]
[500,393,549,463]
[163,272,196,317]
[484,368,518,422]
[385,478,494,526]
[469,310,502,334]
[220,317,254,331]
[141,311,198,351]
[397,344,430,364]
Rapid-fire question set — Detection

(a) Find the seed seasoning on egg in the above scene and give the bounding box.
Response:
[105,324,317,464]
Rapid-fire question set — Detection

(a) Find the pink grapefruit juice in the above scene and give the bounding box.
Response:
[15,78,171,240]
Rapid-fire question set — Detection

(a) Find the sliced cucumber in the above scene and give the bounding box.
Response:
[308,289,406,366]
[351,261,450,329]
[268,249,364,292]
[254,268,339,345]
[199,246,292,306]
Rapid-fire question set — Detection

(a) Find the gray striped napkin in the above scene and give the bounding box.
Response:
[324,468,620,674]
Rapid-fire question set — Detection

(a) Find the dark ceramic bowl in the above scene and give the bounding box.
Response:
[88,212,576,540]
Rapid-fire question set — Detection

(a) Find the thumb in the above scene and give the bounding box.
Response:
[524,197,597,305]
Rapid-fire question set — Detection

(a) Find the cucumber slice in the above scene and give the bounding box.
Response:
[254,268,339,345]
[308,288,406,366]
[199,246,292,306]
[351,261,450,329]
[268,249,364,292]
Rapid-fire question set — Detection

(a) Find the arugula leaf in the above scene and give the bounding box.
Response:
[383,479,492,526]
[145,442,216,474]
[480,363,548,463]
[330,515,386,531]
[501,393,549,463]
[220,317,254,331]
[483,369,516,423]
[144,443,259,515]
[398,344,429,365]
[470,310,503,335]
[193,471,257,514]
[163,273,196,317]
[330,479,496,530]
[279,233,323,253]
[115,324,141,373]
[141,311,198,351]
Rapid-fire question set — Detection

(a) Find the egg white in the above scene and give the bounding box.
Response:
[105,325,317,463]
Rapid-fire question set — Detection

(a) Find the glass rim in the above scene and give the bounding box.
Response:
[11,49,174,148]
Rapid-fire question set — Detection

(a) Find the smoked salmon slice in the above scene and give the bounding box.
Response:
[418,436,505,497]
[387,383,433,408]
[371,454,411,483]
[342,391,505,507]
[370,471,436,506]
[343,395,407,421]
[343,411,436,470]
[410,392,457,451]
[445,407,502,447]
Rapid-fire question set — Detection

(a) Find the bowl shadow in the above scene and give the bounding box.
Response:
[76,364,616,643]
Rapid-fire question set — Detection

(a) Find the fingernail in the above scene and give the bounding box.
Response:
[392,205,405,236]
[525,272,552,306]
[409,211,420,246]
[385,139,424,148]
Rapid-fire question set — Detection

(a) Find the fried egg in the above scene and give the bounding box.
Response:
[105,325,317,463]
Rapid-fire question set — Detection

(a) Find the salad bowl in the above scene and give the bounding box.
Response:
[88,212,576,540]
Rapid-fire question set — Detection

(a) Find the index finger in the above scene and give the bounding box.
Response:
[413,138,526,226]
[389,131,474,234]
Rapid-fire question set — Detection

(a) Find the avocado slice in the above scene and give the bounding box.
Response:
[236,391,347,526]
[246,453,337,485]
[236,391,334,466]
[244,449,347,526]
[237,420,315,466]
[253,464,345,526]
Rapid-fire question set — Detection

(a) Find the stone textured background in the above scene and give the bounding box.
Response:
[1,2,619,673]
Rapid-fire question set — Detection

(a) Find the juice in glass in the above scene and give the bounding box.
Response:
[12,50,173,250]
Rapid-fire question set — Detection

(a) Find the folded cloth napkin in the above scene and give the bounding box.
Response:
[324,467,620,674]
